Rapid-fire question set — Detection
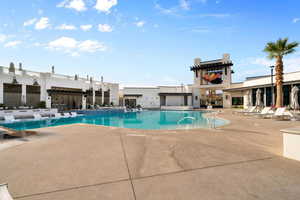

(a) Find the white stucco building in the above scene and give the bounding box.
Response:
[0,63,119,110]
[122,85,193,109]
[123,54,300,109]
[224,71,300,108]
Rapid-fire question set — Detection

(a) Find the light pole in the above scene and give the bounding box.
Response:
[270,66,275,106]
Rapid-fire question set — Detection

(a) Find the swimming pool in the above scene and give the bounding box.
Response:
[0,110,228,130]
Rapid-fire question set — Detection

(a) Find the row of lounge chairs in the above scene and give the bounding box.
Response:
[234,106,299,120]
[1,112,79,123]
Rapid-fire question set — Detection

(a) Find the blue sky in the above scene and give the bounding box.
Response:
[0,0,299,86]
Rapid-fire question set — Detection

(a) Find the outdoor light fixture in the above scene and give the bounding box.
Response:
[12,76,18,84]
[33,79,39,86]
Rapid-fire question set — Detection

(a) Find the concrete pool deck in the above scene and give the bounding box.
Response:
[1,109,300,200]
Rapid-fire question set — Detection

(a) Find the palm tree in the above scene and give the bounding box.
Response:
[264,38,299,107]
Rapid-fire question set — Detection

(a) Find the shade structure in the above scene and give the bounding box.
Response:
[255,89,262,107]
[291,86,299,110]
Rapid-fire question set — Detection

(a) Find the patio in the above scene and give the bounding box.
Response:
[1,110,300,200]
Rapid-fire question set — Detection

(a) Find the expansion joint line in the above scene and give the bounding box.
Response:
[119,134,137,200]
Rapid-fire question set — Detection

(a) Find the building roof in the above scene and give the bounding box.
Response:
[190,61,233,71]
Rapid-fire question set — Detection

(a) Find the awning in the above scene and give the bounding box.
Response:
[190,62,233,71]
[224,80,300,92]
[158,93,192,96]
[47,89,84,95]
[124,94,143,97]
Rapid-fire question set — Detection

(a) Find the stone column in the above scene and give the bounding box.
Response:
[21,84,26,105]
[82,95,86,110]
[101,86,105,105]
[264,87,267,106]
[92,89,95,105]
[0,82,3,104]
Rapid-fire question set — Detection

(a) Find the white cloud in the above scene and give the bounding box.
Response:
[94,0,117,13]
[78,40,107,52]
[0,34,8,43]
[154,3,178,16]
[80,24,93,31]
[35,17,50,30]
[293,18,300,23]
[47,37,107,56]
[135,21,146,27]
[179,0,190,10]
[56,24,77,30]
[48,37,78,49]
[4,40,22,48]
[98,24,113,32]
[24,18,37,26]
[57,0,87,12]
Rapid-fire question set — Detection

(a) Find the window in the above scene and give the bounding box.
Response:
[232,97,243,106]
[195,96,198,100]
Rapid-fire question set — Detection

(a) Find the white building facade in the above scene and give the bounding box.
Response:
[0,63,119,110]
[122,85,193,109]
[224,71,300,108]
[123,54,300,109]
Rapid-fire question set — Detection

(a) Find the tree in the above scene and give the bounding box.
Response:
[263,38,299,107]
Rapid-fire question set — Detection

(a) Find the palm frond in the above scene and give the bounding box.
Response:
[264,38,298,58]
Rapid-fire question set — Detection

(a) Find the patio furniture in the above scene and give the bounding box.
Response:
[272,107,291,120]
[54,113,63,119]
[70,112,78,117]
[232,106,251,114]
[242,106,259,115]
[63,113,71,118]
[33,113,48,120]
[0,183,13,200]
[255,107,274,118]
[3,115,19,123]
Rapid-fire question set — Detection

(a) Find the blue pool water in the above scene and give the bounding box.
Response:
[0,110,227,131]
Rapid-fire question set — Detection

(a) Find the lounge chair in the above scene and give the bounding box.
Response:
[283,111,300,121]
[0,183,13,200]
[242,106,259,115]
[63,113,71,118]
[3,115,19,123]
[33,113,48,120]
[70,112,78,117]
[255,107,273,118]
[54,113,63,118]
[232,106,253,114]
[272,107,291,120]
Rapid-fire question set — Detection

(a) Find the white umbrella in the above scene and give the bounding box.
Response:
[291,86,299,110]
[255,89,262,107]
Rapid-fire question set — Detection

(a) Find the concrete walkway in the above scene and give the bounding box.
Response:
[0,110,300,199]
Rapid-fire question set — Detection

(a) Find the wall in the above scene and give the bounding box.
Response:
[123,86,193,108]
[0,66,119,108]
[123,87,160,108]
